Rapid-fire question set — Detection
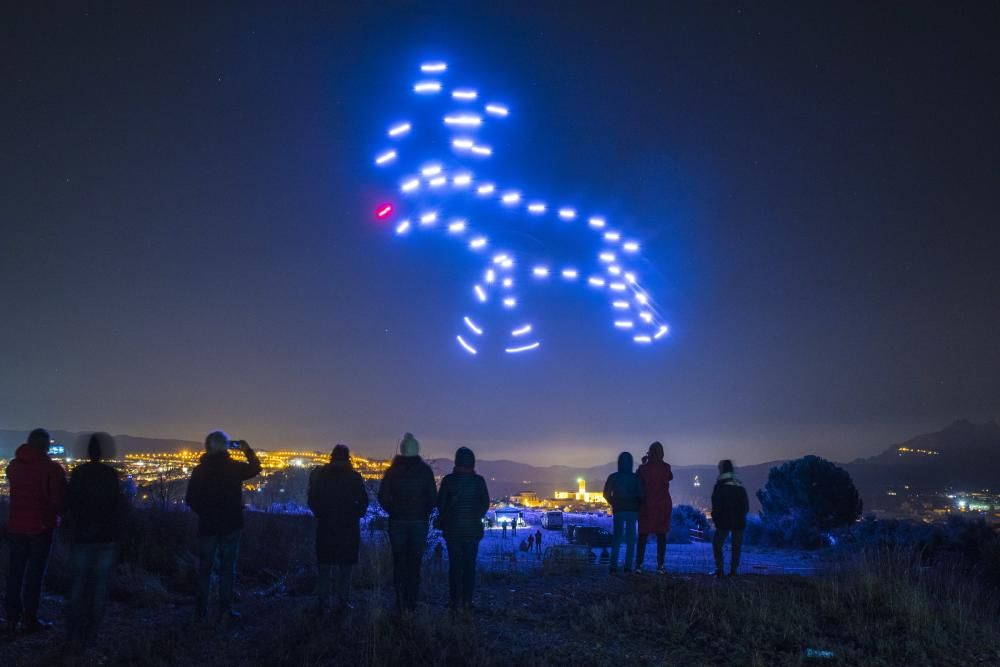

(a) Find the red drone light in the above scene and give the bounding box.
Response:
[375,203,394,220]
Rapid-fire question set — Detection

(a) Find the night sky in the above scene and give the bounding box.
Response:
[3,3,998,465]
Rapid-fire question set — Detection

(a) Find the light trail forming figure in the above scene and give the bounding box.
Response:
[374,60,670,355]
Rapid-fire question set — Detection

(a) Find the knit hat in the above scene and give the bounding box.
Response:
[331,444,350,462]
[454,446,475,469]
[400,432,420,457]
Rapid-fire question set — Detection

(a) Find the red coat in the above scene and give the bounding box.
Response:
[6,444,67,535]
[637,460,673,534]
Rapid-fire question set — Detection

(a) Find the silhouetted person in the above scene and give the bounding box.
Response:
[711,459,749,577]
[527,534,534,552]
[65,433,125,648]
[603,452,644,573]
[308,444,369,614]
[5,428,67,634]
[534,529,542,557]
[436,447,490,612]
[511,518,517,536]
[501,522,507,538]
[184,431,261,623]
[377,433,436,613]
[636,441,673,573]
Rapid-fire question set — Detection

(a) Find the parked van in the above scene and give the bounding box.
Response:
[541,511,564,530]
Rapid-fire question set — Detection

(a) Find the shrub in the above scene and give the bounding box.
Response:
[757,455,862,547]
[668,505,711,544]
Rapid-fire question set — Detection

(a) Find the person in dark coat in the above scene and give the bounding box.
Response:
[436,447,490,611]
[711,459,750,577]
[5,428,67,634]
[603,452,644,573]
[308,444,369,613]
[184,431,262,622]
[534,529,542,557]
[65,433,125,647]
[636,441,674,573]
[377,433,437,613]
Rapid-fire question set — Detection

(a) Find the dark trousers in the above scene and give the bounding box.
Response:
[316,563,352,606]
[611,512,638,571]
[713,528,744,575]
[388,520,427,612]
[67,543,116,642]
[197,530,241,616]
[445,539,479,609]
[5,531,53,624]
[636,533,667,569]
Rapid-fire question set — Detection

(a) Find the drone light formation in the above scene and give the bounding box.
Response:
[373,60,671,356]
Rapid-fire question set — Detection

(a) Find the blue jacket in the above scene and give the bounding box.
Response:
[603,452,645,514]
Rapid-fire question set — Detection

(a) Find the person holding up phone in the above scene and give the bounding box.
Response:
[184,431,261,624]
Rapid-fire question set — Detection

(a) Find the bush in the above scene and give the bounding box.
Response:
[668,505,711,544]
[757,455,862,548]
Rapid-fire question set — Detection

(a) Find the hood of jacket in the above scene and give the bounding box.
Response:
[199,451,231,466]
[15,444,48,464]
[390,454,424,469]
[717,471,743,486]
[617,451,633,474]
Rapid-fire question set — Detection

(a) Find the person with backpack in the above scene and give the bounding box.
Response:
[635,441,673,573]
[307,444,369,614]
[603,452,644,573]
[377,433,437,613]
[711,459,750,577]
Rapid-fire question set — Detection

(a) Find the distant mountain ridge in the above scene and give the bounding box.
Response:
[3,420,997,512]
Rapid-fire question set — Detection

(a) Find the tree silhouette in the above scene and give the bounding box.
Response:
[757,455,863,536]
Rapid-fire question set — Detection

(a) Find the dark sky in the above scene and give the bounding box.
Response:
[3,2,998,465]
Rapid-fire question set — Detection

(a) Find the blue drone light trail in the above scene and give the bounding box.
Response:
[443,113,483,127]
[485,104,509,117]
[372,60,672,355]
[388,122,411,137]
[414,81,442,93]
[457,335,477,354]
[464,316,484,335]
[375,150,397,165]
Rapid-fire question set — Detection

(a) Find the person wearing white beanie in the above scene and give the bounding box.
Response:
[377,432,437,613]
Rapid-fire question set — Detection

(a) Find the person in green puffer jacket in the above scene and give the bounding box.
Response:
[436,447,490,611]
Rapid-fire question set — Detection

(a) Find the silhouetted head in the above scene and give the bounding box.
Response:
[205,430,230,455]
[455,446,475,469]
[87,432,116,462]
[399,432,420,457]
[331,444,350,463]
[617,451,634,473]
[718,459,734,475]
[648,441,664,462]
[27,428,50,451]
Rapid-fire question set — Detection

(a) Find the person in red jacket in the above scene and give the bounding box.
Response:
[635,441,673,573]
[4,428,68,634]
